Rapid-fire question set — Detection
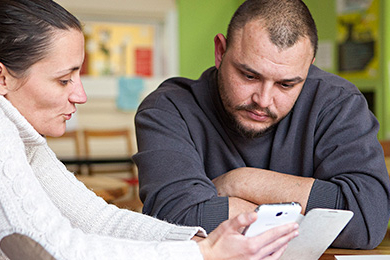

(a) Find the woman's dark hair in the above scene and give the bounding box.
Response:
[226,0,318,58]
[0,0,82,77]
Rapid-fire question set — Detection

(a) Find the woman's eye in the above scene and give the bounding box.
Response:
[59,79,73,86]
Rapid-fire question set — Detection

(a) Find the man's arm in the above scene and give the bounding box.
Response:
[228,197,258,219]
[134,104,230,233]
[214,168,314,216]
[216,91,390,250]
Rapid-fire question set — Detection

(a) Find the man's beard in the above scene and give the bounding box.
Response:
[218,71,278,139]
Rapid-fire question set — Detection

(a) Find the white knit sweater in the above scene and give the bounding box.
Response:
[0,96,205,260]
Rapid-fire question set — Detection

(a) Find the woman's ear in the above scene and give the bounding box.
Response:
[0,63,10,95]
[214,33,227,69]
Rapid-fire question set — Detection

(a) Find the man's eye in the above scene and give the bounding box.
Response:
[280,83,294,88]
[245,74,255,80]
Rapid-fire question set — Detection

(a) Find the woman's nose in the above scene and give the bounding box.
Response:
[69,79,87,104]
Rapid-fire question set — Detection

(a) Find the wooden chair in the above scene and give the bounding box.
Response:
[82,129,133,159]
[380,140,390,231]
[82,129,136,176]
[46,130,82,174]
[46,130,137,207]
[82,128,140,208]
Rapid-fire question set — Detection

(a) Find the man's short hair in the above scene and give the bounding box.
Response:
[226,0,318,57]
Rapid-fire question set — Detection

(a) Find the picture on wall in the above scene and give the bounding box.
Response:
[336,0,378,79]
[81,21,155,77]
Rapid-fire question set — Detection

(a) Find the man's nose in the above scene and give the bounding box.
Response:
[252,82,273,108]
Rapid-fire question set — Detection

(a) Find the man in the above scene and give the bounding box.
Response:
[133,0,390,249]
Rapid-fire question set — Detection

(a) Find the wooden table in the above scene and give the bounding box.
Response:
[385,158,390,173]
[61,156,137,204]
[60,156,135,176]
[76,175,129,202]
[60,156,134,166]
[320,234,390,259]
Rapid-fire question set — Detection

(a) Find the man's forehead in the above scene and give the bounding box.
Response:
[230,20,314,58]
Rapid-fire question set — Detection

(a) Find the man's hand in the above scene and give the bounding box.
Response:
[213,167,315,214]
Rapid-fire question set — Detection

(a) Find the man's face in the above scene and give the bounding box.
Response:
[215,21,314,138]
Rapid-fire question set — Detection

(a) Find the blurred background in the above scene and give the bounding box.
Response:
[47,0,390,210]
[54,0,390,140]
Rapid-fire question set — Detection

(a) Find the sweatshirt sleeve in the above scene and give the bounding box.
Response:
[28,143,207,243]
[133,107,229,233]
[305,92,390,249]
[0,114,204,260]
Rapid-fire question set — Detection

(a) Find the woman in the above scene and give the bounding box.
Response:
[0,0,299,259]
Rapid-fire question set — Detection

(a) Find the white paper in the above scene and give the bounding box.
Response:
[335,255,390,259]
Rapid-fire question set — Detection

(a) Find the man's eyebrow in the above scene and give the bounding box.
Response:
[281,77,305,84]
[237,63,262,77]
[237,63,305,83]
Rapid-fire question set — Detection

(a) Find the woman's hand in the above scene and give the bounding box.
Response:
[197,212,298,260]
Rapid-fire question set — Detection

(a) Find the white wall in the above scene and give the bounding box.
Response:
[56,0,176,21]
[56,0,179,78]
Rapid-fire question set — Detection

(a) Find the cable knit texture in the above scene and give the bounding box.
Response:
[0,96,205,260]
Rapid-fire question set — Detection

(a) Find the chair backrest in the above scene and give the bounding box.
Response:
[46,130,82,157]
[82,128,136,177]
[47,129,139,204]
[46,130,83,174]
[82,128,139,205]
[82,128,133,158]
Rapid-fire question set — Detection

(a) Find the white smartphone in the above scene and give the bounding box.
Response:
[243,202,302,237]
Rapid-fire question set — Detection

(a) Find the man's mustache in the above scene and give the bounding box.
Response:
[235,103,277,120]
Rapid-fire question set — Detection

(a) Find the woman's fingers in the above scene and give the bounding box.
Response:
[251,223,299,259]
[198,212,299,260]
[262,244,288,260]
[227,211,258,232]
[210,211,257,238]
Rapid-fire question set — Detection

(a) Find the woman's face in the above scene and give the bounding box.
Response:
[3,29,87,137]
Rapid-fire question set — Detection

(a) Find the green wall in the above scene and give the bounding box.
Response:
[304,0,337,74]
[177,0,243,79]
[304,0,389,139]
[380,0,390,139]
[176,0,330,78]
[177,0,390,138]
